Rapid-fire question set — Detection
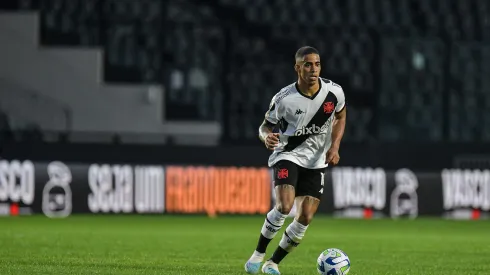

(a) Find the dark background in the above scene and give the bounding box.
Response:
[1,0,490,170]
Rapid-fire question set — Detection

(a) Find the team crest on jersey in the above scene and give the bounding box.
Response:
[277,168,289,179]
[323,102,335,114]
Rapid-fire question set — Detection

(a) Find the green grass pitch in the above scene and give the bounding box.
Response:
[1,215,489,275]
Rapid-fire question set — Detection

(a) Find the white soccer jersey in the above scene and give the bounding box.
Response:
[264,78,346,169]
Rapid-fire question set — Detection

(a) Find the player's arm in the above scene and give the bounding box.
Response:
[260,96,281,150]
[259,119,275,143]
[326,84,347,165]
[330,106,346,151]
[259,120,280,150]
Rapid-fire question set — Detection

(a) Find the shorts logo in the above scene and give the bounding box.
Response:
[277,168,289,179]
[323,102,335,114]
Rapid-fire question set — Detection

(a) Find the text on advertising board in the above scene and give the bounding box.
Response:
[165,166,271,216]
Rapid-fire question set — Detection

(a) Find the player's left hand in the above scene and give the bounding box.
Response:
[325,147,340,166]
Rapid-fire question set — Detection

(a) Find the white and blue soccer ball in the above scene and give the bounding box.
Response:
[317,248,351,275]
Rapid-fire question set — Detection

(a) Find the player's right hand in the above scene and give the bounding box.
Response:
[265,133,280,150]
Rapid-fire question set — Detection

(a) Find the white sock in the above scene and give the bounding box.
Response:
[260,207,287,239]
[278,219,308,253]
[250,250,265,261]
[249,208,287,263]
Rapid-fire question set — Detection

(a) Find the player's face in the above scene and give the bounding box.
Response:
[296,54,321,85]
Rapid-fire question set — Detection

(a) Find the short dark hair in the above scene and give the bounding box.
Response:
[295,46,319,61]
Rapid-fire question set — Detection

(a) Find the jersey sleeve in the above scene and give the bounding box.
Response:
[264,95,279,124]
[334,85,346,113]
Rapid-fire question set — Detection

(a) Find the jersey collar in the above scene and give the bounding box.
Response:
[295,79,322,100]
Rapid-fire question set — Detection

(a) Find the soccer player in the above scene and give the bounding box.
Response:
[244,46,347,275]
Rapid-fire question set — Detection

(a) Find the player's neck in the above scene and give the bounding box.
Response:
[297,79,320,97]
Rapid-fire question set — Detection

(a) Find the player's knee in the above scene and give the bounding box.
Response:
[276,202,293,215]
[298,211,315,225]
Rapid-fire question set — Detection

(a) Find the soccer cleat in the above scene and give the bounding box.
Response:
[245,251,265,274]
[261,260,281,275]
[244,260,262,274]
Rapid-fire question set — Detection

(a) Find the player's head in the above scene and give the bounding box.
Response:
[294,46,321,86]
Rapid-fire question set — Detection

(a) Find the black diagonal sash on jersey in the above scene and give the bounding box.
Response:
[284,92,339,151]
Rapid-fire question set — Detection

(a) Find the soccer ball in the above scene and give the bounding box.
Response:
[317,248,351,275]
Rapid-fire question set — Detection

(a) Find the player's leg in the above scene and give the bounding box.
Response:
[244,160,298,274]
[269,196,320,261]
[262,168,324,274]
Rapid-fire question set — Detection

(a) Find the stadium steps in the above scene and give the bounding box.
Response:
[0,12,220,145]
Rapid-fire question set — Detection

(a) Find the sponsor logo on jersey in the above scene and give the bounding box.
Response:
[293,122,330,136]
[295,109,304,115]
[274,87,295,105]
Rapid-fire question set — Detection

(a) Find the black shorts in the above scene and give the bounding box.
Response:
[272,160,327,199]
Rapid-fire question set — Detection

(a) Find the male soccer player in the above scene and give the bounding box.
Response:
[244,46,347,275]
